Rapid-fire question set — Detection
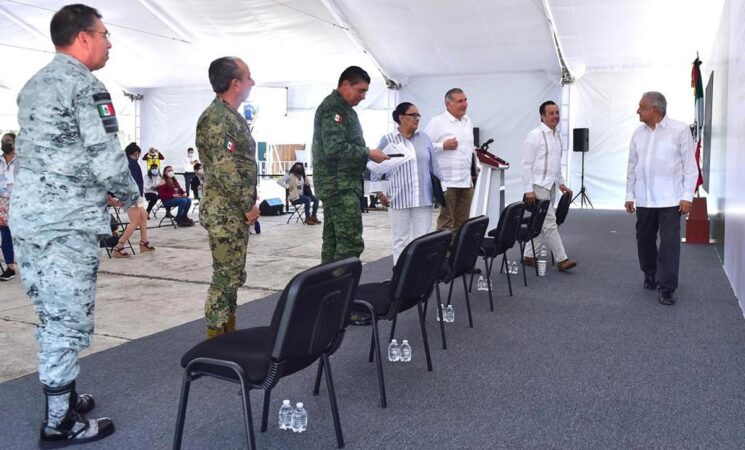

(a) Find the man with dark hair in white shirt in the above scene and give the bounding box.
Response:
[522,100,576,272]
[625,91,697,305]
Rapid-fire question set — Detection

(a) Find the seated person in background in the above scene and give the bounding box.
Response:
[143,146,165,170]
[277,162,320,224]
[191,162,204,200]
[110,143,156,257]
[157,165,194,227]
[143,163,161,217]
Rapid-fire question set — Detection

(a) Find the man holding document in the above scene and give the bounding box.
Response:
[311,66,388,264]
[368,102,443,264]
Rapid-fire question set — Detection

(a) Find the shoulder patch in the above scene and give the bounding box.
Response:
[224,137,236,153]
[92,92,118,134]
[334,114,343,124]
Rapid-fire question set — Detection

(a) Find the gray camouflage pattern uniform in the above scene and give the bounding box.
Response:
[10,53,139,387]
[196,97,257,333]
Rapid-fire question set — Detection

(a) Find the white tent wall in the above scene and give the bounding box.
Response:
[399,72,562,206]
[568,68,695,209]
[719,0,745,309]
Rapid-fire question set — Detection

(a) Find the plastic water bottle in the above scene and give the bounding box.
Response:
[539,244,548,258]
[290,402,307,432]
[278,399,293,430]
[445,304,455,323]
[477,275,487,291]
[400,340,412,362]
[510,261,519,275]
[387,339,401,362]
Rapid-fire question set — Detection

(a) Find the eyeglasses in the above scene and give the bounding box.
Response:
[401,113,421,119]
[85,29,111,39]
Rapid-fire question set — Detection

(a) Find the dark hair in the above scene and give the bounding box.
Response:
[162,165,180,189]
[187,147,194,152]
[147,163,159,180]
[208,57,243,94]
[50,4,102,47]
[289,162,305,177]
[539,100,557,117]
[193,163,202,171]
[392,102,415,124]
[337,66,370,87]
[2,132,15,140]
[124,142,141,157]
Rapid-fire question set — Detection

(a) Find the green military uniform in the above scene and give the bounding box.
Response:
[196,97,257,334]
[312,90,369,263]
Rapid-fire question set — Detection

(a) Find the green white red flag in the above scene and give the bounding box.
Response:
[691,57,704,193]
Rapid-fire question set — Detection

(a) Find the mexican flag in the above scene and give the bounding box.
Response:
[691,57,704,193]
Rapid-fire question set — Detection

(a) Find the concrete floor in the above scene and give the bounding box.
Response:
[0,206,406,383]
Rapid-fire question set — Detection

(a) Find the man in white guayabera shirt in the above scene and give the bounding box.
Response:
[521,100,576,272]
[625,91,697,306]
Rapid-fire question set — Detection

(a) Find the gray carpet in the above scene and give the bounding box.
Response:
[2,210,744,449]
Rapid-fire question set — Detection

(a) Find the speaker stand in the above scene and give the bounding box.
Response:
[571,152,593,209]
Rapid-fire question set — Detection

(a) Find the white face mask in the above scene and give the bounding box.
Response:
[165,171,174,178]
[150,169,159,176]
[188,153,194,158]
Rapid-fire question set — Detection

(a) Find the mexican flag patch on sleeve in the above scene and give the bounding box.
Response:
[334,114,343,124]
[224,138,235,153]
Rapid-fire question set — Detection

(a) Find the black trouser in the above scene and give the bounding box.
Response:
[183,172,195,197]
[635,206,681,293]
[144,192,159,213]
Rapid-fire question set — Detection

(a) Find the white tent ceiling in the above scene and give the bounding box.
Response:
[0,0,724,93]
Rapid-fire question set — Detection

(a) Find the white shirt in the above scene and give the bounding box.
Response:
[423,111,474,188]
[626,116,697,207]
[521,123,566,193]
[183,155,196,173]
[0,155,16,198]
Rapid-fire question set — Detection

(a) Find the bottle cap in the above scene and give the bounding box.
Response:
[283,399,290,405]
[297,402,303,408]
[402,339,408,343]
[391,339,397,343]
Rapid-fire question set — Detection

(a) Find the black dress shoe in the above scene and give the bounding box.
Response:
[658,290,675,305]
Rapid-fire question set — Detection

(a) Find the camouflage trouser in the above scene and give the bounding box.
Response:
[321,192,364,263]
[14,231,99,387]
[205,216,249,331]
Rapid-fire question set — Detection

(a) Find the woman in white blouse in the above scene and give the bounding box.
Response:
[376,102,443,264]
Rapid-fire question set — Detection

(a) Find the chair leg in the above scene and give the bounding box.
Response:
[503,253,513,296]
[261,388,271,432]
[519,241,528,287]
[172,372,193,450]
[355,300,386,408]
[388,316,398,343]
[322,354,345,448]
[368,331,375,363]
[435,284,447,350]
[446,280,455,306]
[416,302,433,372]
[238,379,256,450]
[530,239,539,276]
[484,256,494,312]
[468,270,475,292]
[313,358,324,395]
[371,313,387,408]
[461,275,474,328]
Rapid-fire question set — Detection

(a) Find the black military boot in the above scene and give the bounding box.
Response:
[40,383,115,448]
[70,381,95,415]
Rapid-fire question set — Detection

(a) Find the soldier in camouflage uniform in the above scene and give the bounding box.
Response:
[9,5,138,446]
[311,66,388,264]
[196,57,259,339]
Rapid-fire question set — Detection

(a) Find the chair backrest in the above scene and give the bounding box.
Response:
[446,215,490,280]
[528,199,550,239]
[268,257,362,362]
[387,230,451,314]
[489,202,525,247]
[555,192,570,226]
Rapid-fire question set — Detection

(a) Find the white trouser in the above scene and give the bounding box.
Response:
[390,206,433,265]
[523,184,568,263]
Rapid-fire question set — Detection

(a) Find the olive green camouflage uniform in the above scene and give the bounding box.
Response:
[311,90,369,263]
[196,97,257,333]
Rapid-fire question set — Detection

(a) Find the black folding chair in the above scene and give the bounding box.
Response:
[174,257,362,450]
[432,216,489,349]
[471,202,525,299]
[102,208,135,258]
[516,199,550,286]
[343,230,450,408]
